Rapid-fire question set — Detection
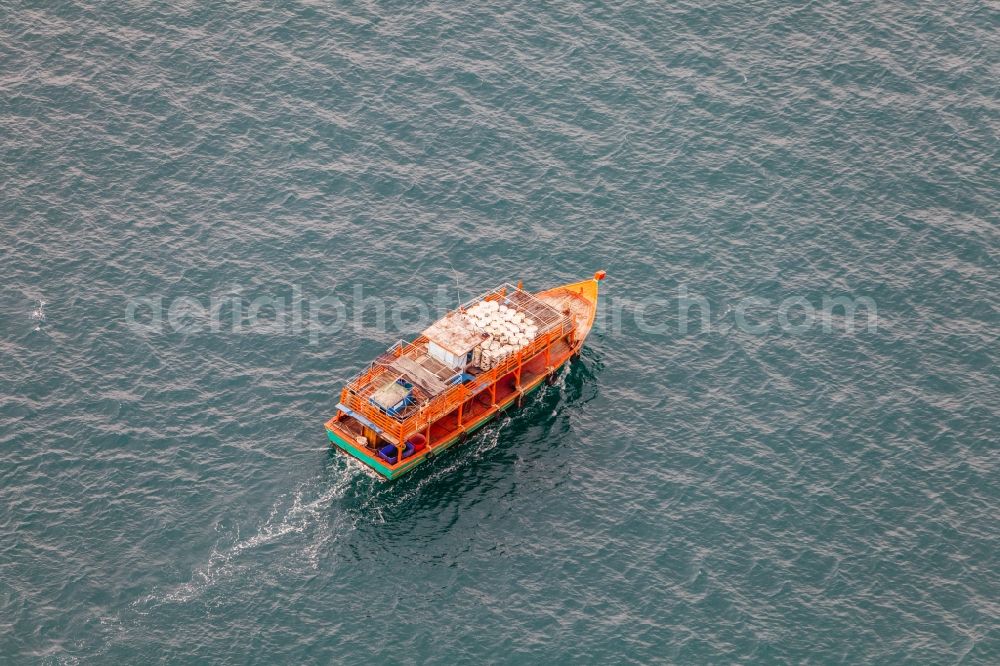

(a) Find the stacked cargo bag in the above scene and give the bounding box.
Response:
[461,298,547,371]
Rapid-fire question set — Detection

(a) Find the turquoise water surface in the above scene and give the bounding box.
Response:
[2,1,998,663]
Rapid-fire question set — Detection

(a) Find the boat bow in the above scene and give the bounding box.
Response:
[535,270,605,346]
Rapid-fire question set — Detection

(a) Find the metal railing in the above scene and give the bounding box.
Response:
[338,282,574,445]
[339,319,571,444]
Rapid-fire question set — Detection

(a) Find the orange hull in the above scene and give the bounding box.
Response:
[325,273,604,479]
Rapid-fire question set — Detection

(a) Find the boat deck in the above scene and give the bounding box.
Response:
[328,335,575,462]
[425,336,573,444]
[537,289,595,342]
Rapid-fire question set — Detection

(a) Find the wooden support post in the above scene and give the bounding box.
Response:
[515,350,524,406]
[490,379,497,408]
[544,336,557,384]
[457,402,464,430]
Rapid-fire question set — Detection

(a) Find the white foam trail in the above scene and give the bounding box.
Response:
[30,299,46,330]
[141,382,561,605]
[134,472,356,607]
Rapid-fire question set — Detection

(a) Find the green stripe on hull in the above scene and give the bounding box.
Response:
[326,429,399,478]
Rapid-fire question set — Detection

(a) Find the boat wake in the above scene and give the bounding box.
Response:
[30,299,46,331]
[133,376,570,610]
[133,471,356,609]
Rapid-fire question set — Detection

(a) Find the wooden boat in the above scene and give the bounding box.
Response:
[324,272,606,480]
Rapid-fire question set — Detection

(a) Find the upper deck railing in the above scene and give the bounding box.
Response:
[339,284,573,442]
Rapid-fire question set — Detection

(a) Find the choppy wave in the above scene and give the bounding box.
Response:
[2,0,997,662]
